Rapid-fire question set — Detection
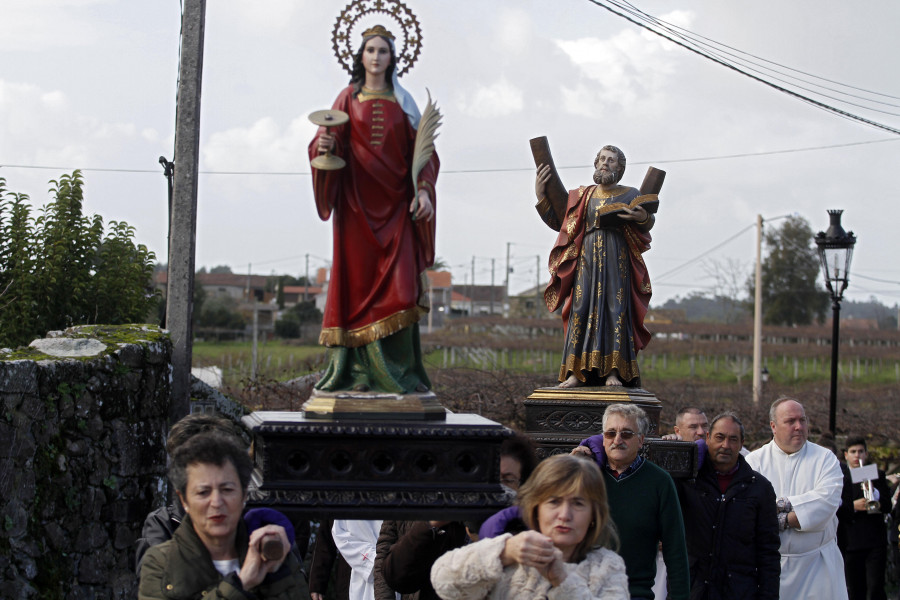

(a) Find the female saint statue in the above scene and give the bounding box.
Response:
[309,22,439,395]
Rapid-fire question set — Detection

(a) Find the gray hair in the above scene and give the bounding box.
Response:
[675,407,706,428]
[168,431,253,495]
[602,404,649,436]
[709,411,745,442]
[769,396,802,423]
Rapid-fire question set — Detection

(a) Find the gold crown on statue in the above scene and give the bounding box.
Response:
[362,24,395,41]
[332,0,422,77]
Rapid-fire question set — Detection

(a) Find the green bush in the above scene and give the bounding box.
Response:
[0,172,157,348]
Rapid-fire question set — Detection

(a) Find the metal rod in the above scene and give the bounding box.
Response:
[829,298,841,434]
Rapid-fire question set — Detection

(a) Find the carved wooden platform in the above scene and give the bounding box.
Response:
[242,411,513,520]
[524,386,697,479]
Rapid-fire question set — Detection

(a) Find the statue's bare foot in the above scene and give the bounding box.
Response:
[558,375,584,388]
[604,372,623,387]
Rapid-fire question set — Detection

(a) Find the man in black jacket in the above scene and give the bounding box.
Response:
[838,435,890,600]
[676,412,781,600]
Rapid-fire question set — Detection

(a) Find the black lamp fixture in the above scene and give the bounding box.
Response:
[814,210,856,434]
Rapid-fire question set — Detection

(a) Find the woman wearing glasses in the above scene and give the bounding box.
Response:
[430,454,628,599]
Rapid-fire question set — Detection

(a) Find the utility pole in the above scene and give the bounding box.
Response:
[752,214,763,405]
[252,303,259,382]
[504,242,511,317]
[490,258,495,315]
[166,0,206,420]
[305,253,310,302]
[470,256,475,316]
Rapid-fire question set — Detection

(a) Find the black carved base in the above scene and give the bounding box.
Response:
[242,411,514,520]
[525,386,662,454]
[523,386,697,478]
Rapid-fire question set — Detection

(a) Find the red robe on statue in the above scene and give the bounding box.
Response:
[309,85,439,350]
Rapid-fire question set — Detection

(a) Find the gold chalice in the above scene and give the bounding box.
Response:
[309,109,350,170]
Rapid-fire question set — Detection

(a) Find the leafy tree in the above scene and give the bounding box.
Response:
[274,312,301,338]
[0,172,158,348]
[0,186,38,345]
[428,256,449,271]
[32,171,103,333]
[209,265,232,274]
[749,215,829,326]
[91,221,157,323]
[274,300,321,339]
[196,295,245,330]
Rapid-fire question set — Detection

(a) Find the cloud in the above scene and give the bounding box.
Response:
[554,10,693,119]
[455,79,525,119]
[495,6,535,50]
[2,0,108,51]
[202,116,317,172]
[0,78,167,201]
[0,80,139,163]
[217,0,335,37]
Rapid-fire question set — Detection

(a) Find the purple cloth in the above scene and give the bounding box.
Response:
[580,434,608,466]
[481,435,705,540]
[580,434,706,470]
[478,506,522,540]
[243,508,296,545]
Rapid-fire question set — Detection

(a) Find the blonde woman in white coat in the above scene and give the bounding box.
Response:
[431,454,628,600]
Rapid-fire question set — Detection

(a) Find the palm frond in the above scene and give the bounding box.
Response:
[411,89,442,199]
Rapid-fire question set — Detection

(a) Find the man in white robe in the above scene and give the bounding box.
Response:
[746,397,848,600]
[333,519,395,600]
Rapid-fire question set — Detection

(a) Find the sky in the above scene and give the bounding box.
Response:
[2,0,899,309]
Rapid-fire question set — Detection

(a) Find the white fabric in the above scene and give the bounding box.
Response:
[430,533,629,600]
[333,519,383,600]
[212,558,240,576]
[390,70,421,130]
[746,440,848,600]
[651,550,667,599]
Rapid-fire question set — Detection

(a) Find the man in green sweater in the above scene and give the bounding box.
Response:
[574,403,690,600]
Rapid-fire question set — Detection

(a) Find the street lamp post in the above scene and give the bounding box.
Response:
[814,210,856,435]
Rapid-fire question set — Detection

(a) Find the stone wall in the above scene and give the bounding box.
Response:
[0,325,172,599]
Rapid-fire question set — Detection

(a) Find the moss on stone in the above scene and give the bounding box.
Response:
[0,324,170,363]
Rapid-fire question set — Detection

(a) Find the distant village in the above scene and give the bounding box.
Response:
[153,268,900,351]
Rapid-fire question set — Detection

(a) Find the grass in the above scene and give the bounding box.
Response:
[192,340,326,386]
[192,339,900,389]
[640,351,900,386]
[421,346,900,387]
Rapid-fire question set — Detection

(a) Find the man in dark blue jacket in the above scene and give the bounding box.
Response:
[676,412,781,600]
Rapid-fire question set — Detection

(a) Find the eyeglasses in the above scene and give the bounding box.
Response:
[603,429,637,440]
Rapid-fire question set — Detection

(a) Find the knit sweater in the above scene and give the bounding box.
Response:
[603,459,690,600]
[430,533,629,600]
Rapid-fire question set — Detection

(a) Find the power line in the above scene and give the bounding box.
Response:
[586,0,900,136]
[615,0,900,103]
[853,272,900,286]
[654,223,755,282]
[3,137,896,177]
[612,0,900,110]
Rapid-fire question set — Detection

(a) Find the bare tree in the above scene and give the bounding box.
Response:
[702,257,750,323]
